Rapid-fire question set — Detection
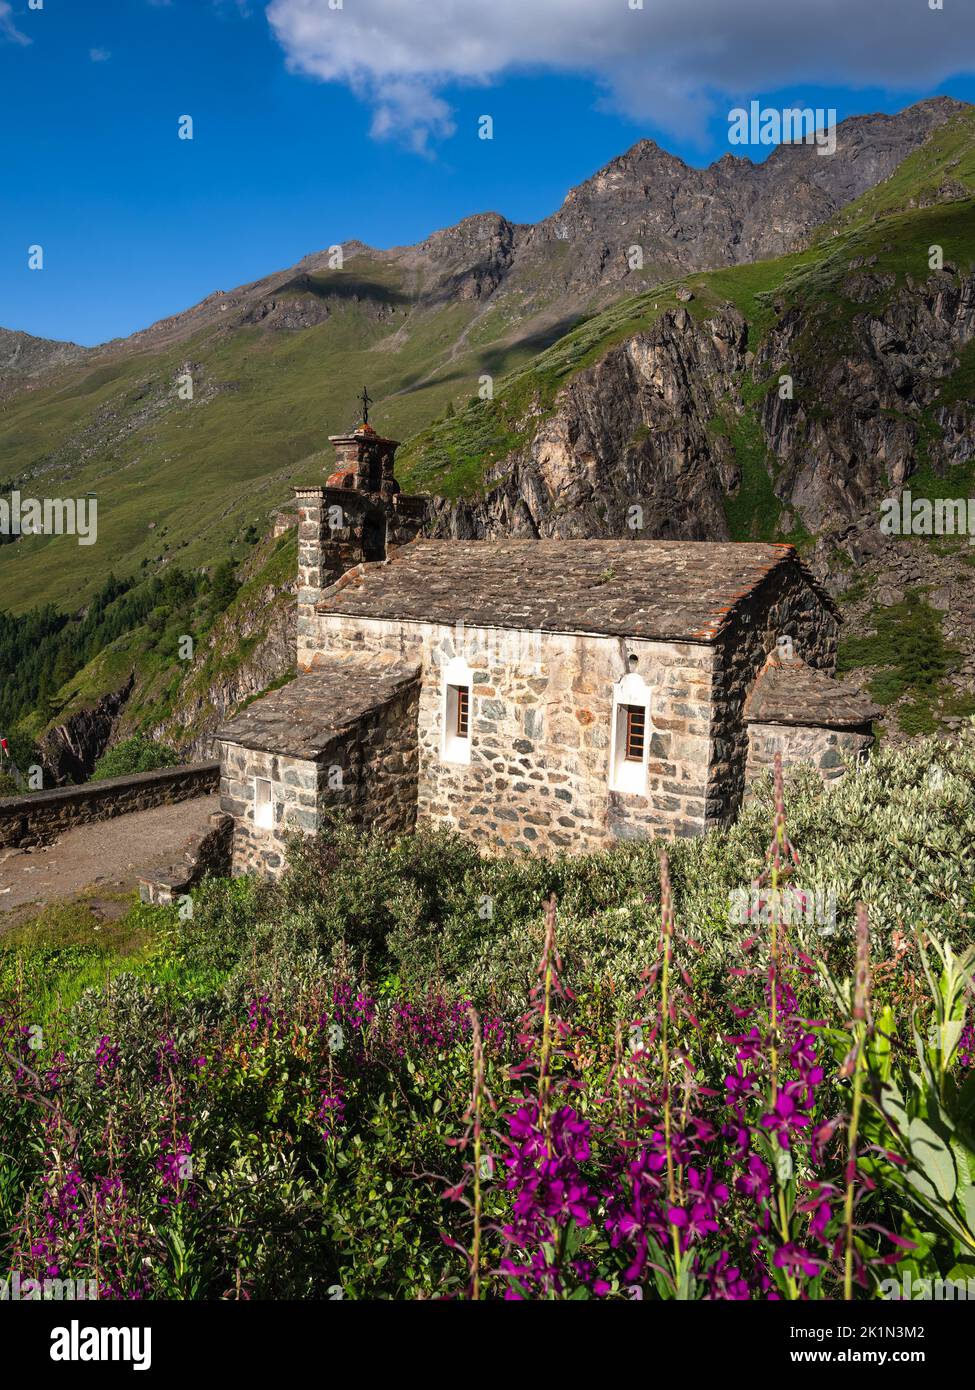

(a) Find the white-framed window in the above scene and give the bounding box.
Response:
[253,776,274,828]
[610,671,651,794]
[442,655,473,765]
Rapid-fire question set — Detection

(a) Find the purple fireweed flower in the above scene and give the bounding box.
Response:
[247,995,272,1031]
[667,1166,729,1251]
[722,1122,754,1164]
[767,976,800,1020]
[774,1243,822,1279]
[700,1250,752,1301]
[43,1051,68,1090]
[724,1062,759,1108]
[503,1103,597,1248]
[317,1085,346,1142]
[603,1147,671,1282]
[94,1035,120,1084]
[155,1135,196,1208]
[760,1087,811,1150]
[155,1037,180,1077]
[728,1026,764,1062]
[329,984,376,1032]
[810,1115,844,1164]
[809,1200,832,1240]
[735,1153,773,1205]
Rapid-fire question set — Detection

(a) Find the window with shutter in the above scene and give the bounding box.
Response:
[623,704,646,762]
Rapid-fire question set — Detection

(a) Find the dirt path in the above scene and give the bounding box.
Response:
[0,796,221,925]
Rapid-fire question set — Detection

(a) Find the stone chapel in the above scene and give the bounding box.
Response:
[217,420,878,876]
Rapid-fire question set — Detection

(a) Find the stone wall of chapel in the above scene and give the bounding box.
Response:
[709,568,839,827]
[221,743,322,877]
[745,721,874,789]
[220,675,419,877]
[307,611,716,852]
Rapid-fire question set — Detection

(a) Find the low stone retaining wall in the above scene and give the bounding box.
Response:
[139,812,234,905]
[0,762,221,849]
[745,722,874,787]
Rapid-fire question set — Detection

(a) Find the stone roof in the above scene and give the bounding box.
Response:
[216,661,420,759]
[745,653,881,729]
[316,539,826,642]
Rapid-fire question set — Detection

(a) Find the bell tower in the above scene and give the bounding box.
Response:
[324,386,401,498]
[293,389,428,669]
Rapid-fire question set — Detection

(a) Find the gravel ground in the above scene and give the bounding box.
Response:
[0,795,221,926]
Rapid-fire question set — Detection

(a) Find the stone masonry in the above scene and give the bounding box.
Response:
[295,423,427,635]
[219,420,878,875]
[744,647,880,786]
[218,662,420,875]
[307,614,716,848]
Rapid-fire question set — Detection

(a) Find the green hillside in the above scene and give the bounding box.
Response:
[0,254,570,616]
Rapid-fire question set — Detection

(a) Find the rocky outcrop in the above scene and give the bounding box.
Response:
[757,268,975,534]
[428,305,747,541]
[808,515,975,742]
[426,266,975,547]
[40,676,135,784]
[406,213,521,303]
[0,328,88,397]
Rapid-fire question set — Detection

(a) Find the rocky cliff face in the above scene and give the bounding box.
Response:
[758,267,975,534]
[427,304,747,540]
[147,567,298,762]
[39,675,135,783]
[426,264,975,545]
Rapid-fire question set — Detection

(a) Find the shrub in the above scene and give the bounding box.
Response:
[90,734,182,781]
[1,729,973,1299]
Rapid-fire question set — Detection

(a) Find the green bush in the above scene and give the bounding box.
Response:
[3,725,973,1300]
[90,734,182,781]
[246,728,974,1011]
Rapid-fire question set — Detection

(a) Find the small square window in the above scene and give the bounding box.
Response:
[254,777,274,829]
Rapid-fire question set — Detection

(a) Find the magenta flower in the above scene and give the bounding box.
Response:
[774,1243,821,1278]
[760,1087,811,1150]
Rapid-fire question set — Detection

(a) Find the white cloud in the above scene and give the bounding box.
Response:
[265,0,974,150]
[89,47,112,62]
[0,1,30,46]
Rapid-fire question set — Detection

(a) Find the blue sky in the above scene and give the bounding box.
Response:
[2,0,973,347]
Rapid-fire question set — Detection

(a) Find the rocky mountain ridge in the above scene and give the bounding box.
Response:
[5,98,965,369]
[0,327,88,398]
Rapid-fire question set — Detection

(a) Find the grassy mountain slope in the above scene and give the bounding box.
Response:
[0,255,570,615]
